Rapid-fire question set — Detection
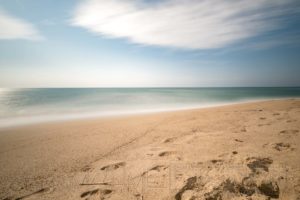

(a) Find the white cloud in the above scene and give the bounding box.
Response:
[72,0,299,49]
[0,9,42,40]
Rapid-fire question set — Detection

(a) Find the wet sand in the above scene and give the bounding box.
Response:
[0,99,299,200]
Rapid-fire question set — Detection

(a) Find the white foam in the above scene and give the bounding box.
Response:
[0,97,297,129]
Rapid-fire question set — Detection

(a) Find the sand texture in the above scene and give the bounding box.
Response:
[0,99,300,200]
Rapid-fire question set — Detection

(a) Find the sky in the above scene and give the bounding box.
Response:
[0,0,300,88]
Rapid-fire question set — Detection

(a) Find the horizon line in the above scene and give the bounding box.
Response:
[1,86,300,89]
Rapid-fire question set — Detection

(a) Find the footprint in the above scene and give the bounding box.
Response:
[273,143,292,151]
[234,139,243,143]
[149,165,168,172]
[279,129,299,134]
[163,137,177,143]
[158,151,176,157]
[141,165,168,176]
[80,189,112,199]
[279,130,299,137]
[158,151,181,160]
[146,153,154,156]
[218,153,229,158]
[260,117,266,120]
[81,165,91,172]
[81,189,99,198]
[210,159,223,164]
[258,123,271,127]
[143,146,163,157]
[15,188,50,200]
[246,157,273,173]
[134,194,143,200]
[191,128,200,133]
[273,113,280,116]
[100,162,126,171]
[286,119,297,123]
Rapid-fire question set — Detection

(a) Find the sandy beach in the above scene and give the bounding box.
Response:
[0,99,299,200]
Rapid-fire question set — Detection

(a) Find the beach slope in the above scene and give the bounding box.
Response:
[0,99,299,199]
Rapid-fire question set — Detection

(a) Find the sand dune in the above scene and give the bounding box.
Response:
[0,99,299,200]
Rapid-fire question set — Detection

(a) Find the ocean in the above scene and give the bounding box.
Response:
[0,87,299,128]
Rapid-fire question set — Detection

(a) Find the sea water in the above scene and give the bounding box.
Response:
[0,87,299,128]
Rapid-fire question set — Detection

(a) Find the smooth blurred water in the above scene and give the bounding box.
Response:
[0,87,299,127]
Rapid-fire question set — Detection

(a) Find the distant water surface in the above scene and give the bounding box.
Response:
[0,88,299,128]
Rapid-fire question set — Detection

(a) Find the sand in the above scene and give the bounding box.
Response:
[0,99,299,200]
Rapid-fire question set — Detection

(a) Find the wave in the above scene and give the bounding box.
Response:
[0,88,299,128]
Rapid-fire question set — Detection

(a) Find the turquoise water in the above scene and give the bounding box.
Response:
[0,88,299,127]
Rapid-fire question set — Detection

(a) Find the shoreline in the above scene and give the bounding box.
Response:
[1,97,299,129]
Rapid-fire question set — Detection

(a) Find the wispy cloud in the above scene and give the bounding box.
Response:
[0,9,42,40]
[245,34,300,50]
[72,0,299,49]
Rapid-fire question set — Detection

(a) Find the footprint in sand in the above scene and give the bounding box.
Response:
[81,165,92,172]
[148,165,168,172]
[234,139,243,143]
[100,162,126,171]
[218,153,230,158]
[144,147,163,156]
[158,151,181,160]
[210,159,224,164]
[163,137,177,144]
[141,146,166,158]
[141,165,169,176]
[80,189,112,199]
[286,119,297,123]
[134,194,143,200]
[191,128,200,133]
[273,143,293,151]
[258,123,271,127]
[15,188,51,200]
[159,151,176,157]
[279,129,299,137]
[246,157,273,173]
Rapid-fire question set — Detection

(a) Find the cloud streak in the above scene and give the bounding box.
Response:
[72,0,299,49]
[0,9,42,40]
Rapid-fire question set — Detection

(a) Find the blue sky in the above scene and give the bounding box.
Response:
[0,0,300,87]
